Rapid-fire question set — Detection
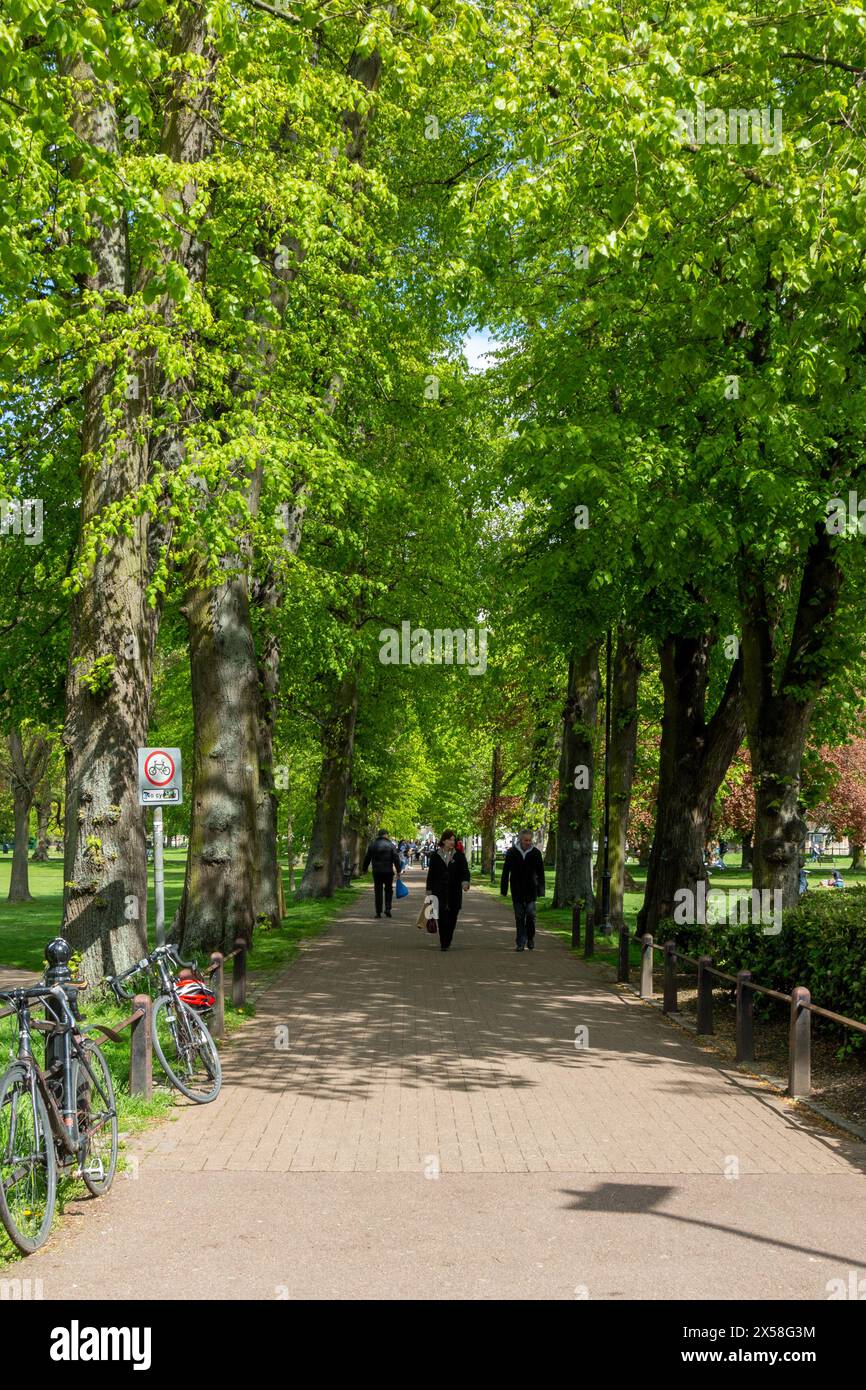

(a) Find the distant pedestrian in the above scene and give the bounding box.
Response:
[500,828,546,952]
[425,830,471,952]
[362,828,403,919]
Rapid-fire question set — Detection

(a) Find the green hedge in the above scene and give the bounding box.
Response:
[659,885,866,1055]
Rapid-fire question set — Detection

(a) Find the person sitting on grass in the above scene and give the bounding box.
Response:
[820,869,845,890]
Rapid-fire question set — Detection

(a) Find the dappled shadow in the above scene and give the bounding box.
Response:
[199,867,866,1176]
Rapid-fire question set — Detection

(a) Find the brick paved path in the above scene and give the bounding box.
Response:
[18,867,866,1299]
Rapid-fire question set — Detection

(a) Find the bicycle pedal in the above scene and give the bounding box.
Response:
[76,1159,105,1180]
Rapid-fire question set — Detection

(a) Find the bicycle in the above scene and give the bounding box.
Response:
[0,969,118,1254]
[105,944,221,1104]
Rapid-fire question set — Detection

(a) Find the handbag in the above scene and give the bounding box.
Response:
[417,894,437,931]
[395,878,409,899]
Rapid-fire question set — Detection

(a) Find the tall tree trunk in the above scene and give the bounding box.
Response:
[62,7,216,979]
[61,56,151,975]
[523,691,557,841]
[637,634,744,937]
[176,573,261,954]
[6,731,51,902]
[253,606,282,929]
[544,825,556,867]
[740,524,844,907]
[606,633,641,930]
[299,670,360,898]
[553,644,600,910]
[741,830,753,869]
[32,800,51,862]
[9,790,32,903]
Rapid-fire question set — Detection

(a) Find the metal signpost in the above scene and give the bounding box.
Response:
[137,748,183,946]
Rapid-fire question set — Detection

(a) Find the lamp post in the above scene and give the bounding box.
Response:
[600,628,612,935]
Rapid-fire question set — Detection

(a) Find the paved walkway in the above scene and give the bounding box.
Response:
[18,868,866,1299]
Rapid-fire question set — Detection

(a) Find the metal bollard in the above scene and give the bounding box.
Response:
[129,994,152,1099]
[788,986,811,1098]
[663,941,678,1014]
[210,951,225,1039]
[696,956,714,1034]
[735,970,753,1064]
[640,934,654,998]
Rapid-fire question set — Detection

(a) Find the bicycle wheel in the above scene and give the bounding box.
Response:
[73,1043,118,1196]
[152,995,221,1103]
[0,1063,57,1253]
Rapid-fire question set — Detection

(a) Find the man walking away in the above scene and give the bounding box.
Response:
[500,829,546,952]
[363,829,402,919]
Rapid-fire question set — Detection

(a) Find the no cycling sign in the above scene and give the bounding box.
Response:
[137,747,183,806]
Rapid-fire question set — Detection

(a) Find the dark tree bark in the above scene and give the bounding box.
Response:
[553,644,600,910]
[5,732,52,902]
[32,798,51,862]
[63,6,217,980]
[850,843,864,870]
[741,830,754,869]
[740,524,844,907]
[637,635,744,936]
[177,573,261,954]
[61,55,151,975]
[603,632,641,930]
[299,670,360,898]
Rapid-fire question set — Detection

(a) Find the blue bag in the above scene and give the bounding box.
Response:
[395,878,409,899]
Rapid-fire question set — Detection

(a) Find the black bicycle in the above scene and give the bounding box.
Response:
[0,967,118,1254]
[106,944,221,1104]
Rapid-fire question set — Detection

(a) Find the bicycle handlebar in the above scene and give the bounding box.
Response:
[105,943,197,1001]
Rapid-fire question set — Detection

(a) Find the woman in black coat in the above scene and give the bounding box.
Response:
[425,829,471,951]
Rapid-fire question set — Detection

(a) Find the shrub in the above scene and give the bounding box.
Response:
[659,886,866,1054]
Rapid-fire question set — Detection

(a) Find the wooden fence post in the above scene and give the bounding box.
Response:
[640,934,654,998]
[583,905,595,960]
[789,986,811,1098]
[735,970,753,1064]
[696,956,714,1035]
[617,924,630,983]
[129,995,152,1099]
[210,952,225,1039]
[663,941,678,1014]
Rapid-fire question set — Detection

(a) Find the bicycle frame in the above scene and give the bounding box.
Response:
[3,990,115,1167]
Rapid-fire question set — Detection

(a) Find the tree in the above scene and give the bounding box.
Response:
[2,729,52,902]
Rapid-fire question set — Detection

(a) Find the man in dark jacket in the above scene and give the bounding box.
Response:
[362,829,403,919]
[500,829,546,951]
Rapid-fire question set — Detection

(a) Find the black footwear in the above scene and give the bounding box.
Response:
[385,910,392,917]
[376,913,381,919]
[515,945,524,952]
[527,940,535,950]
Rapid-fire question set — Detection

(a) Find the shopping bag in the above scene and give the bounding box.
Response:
[395,878,409,899]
